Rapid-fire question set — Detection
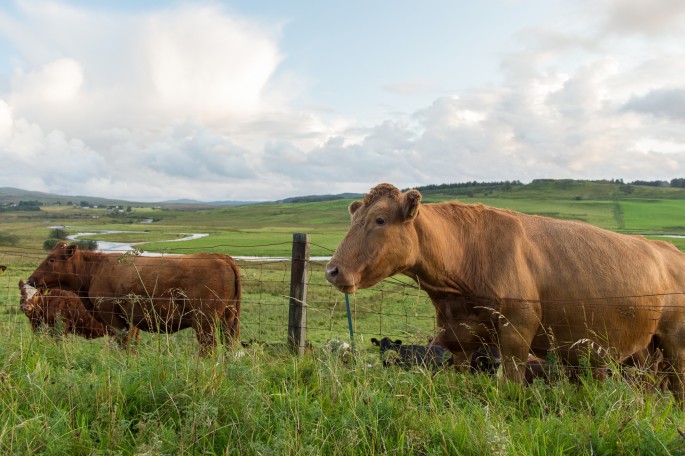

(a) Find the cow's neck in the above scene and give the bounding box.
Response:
[406,202,492,300]
[71,250,102,292]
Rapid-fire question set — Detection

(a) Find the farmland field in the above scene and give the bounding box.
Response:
[1,181,684,453]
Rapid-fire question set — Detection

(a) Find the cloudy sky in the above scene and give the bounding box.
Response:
[0,0,684,202]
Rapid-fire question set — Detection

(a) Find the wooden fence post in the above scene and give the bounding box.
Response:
[288,232,310,355]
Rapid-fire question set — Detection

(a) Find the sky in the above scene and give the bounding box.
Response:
[1,0,685,202]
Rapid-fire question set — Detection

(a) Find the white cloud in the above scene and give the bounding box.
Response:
[0,1,684,201]
[0,112,107,193]
[12,57,83,102]
[143,5,283,120]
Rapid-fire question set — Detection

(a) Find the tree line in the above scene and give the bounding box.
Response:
[414,178,685,192]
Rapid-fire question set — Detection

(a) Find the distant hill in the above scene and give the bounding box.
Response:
[276,193,364,204]
[159,198,255,206]
[3,179,685,209]
[0,187,146,207]
[0,187,360,208]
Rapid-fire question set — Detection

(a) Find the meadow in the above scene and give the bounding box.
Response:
[1,180,685,454]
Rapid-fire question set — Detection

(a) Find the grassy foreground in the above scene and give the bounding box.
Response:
[2,327,684,455]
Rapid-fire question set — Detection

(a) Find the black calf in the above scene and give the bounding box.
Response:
[371,337,452,369]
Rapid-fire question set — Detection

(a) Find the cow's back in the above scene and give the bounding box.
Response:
[518,215,675,296]
[91,253,236,300]
[87,253,239,333]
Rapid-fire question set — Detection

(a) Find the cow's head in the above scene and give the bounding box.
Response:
[371,337,403,353]
[18,279,39,314]
[325,183,422,293]
[27,242,82,290]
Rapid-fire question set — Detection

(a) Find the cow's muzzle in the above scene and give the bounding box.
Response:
[20,302,34,313]
[325,265,339,282]
[324,263,357,293]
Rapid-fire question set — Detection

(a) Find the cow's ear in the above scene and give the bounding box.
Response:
[394,339,403,345]
[349,200,363,216]
[63,243,79,259]
[401,189,422,221]
[18,279,24,288]
[371,338,379,346]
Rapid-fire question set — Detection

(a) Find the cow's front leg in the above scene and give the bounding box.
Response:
[434,319,493,372]
[93,297,132,349]
[498,319,538,384]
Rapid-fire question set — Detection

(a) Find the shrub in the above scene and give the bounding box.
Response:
[75,239,98,250]
[48,228,69,240]
[43,238,61,250]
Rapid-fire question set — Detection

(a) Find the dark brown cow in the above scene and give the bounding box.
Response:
[18,279,141,341]
[19,279,108,338]
[325,183,685,405]
[27,242,241,354]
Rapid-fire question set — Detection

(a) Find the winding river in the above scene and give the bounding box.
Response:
[67,230,208,254]
[66,230,331,261]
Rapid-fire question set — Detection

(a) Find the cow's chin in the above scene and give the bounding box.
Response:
[328,276,363,294]
[334,284,358,294]
[336,275,385,294]
[328,277,361,294]
[325,265,390,294]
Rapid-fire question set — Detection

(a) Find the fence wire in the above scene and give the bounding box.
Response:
[1,241,684,381]
[0,244,437,351]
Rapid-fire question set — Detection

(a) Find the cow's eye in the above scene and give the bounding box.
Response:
[375,217,385,226]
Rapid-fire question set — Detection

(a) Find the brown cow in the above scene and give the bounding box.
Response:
[325,183,685,405]
[19,279,109,338]
[27,242,241,355]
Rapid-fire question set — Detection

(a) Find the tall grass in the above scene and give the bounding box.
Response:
[1,325,684,454]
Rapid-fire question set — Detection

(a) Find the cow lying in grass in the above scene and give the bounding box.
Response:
[19,279,123,339]
[326,183,685,406]
[371,338,546,381]
[371,337,452,369]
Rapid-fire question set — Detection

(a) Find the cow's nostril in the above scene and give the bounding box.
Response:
[325,266,339,279]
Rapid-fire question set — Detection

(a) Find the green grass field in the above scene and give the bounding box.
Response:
[1,329,683,454]
[1,180,685,453]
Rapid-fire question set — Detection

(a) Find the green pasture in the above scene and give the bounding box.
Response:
[3,189,685,256]
[619,200,685,234]
[1,323,683,454]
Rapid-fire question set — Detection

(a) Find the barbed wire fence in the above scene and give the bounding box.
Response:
[0,233,682,387]
[0,233,437,354]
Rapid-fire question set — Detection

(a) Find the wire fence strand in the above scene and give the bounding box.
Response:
[2,242,685,376]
